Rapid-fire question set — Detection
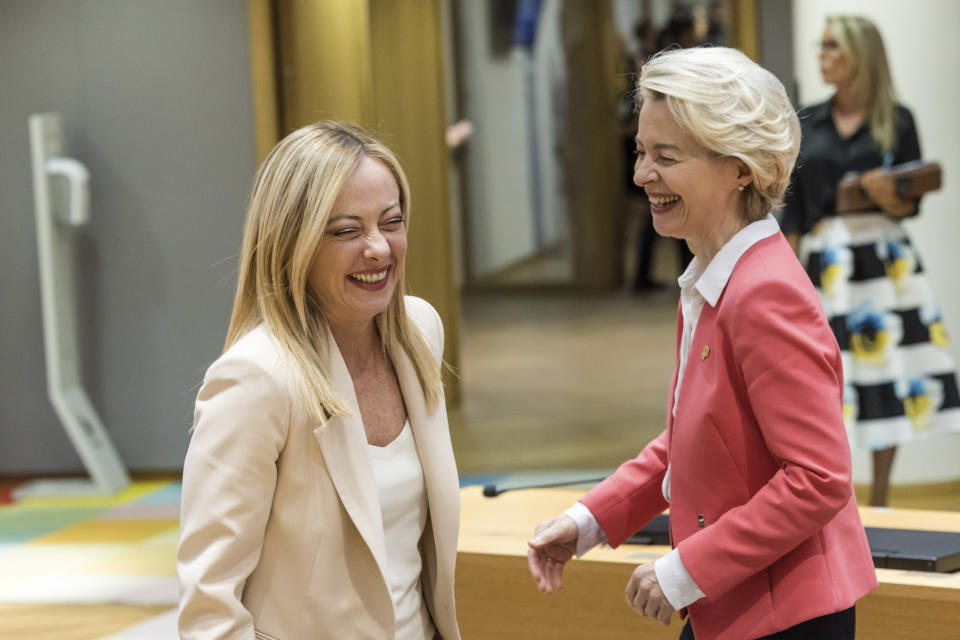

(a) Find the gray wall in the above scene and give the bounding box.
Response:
[0,0,257,473]
[759,0,796,106]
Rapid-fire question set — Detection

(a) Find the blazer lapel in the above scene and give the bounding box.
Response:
[312,333,389,583]
[666,302,684,434]
[669,300,719,460]
[393,347,459,564]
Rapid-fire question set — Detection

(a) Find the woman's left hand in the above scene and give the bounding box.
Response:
[625,563,675,625]
[861,168,918,217]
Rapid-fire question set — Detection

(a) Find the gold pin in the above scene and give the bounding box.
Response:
[701,345,710,360]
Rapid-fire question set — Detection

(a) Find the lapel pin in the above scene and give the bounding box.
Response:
[701,345,710,360]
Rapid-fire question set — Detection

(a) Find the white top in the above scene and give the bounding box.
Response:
[566,214,781,610]
[368,421,436,640]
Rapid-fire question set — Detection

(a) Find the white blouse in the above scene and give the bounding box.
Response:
[368,421,435,640]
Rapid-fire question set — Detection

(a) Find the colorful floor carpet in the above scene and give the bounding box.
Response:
[0,471,600,639]
[0,480,180,639]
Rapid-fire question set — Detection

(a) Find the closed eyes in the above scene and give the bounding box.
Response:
[329,216,405,238]
[635,149,677,164]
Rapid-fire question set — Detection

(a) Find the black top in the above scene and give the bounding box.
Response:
[780,99,922,235]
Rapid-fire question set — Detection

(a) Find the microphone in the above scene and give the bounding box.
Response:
[482,473,610,498]
[479,473,670,545]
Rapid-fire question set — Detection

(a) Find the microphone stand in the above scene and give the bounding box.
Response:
[482,473,611,498]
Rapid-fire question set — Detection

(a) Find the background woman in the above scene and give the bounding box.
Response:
[178,121,460,639]
[528,47,876,640]
[782,15,960,507]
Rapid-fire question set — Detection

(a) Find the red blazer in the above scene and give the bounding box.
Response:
[581,233,877,640]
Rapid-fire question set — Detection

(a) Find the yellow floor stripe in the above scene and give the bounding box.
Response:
[14,481,173,510]
[32,519,178,545]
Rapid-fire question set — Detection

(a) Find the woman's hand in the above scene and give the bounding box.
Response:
[861,168,918,217]
[625,563,675,625]
[527,514,579,594]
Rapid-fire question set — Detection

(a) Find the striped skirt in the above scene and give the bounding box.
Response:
[799,213,960,450]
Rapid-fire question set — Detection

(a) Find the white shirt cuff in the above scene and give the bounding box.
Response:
[563,502,607,557]
[654,548,705,610]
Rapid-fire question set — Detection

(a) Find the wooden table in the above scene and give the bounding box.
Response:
[455,487,960,639]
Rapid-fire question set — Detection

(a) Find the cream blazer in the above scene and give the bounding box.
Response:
[178,296,460,640]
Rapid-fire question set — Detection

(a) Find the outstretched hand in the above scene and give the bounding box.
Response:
[527,514,579,594]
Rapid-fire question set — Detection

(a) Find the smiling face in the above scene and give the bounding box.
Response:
[308,156,406,330]
[818,26,853,87]
[633,99,744,257]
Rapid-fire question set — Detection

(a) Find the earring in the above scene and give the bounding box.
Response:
[737,184,745,191]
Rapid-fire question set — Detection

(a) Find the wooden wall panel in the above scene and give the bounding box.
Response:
[562,0,625,289]
[368,0,460,397]
[276,0,373,130]
[247,0,280,162]
[730,0,759,61]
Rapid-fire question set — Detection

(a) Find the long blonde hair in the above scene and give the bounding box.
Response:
[225,121,442,419]
[827,15,899,153]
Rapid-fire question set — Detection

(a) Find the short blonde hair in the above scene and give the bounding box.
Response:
[636,46,800,222]
[225,121,442,418]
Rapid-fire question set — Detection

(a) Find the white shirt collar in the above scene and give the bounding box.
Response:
[677,214,780,307]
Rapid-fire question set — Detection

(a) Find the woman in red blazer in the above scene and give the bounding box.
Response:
[527,47,877,640]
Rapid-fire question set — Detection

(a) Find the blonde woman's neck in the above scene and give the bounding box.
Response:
[832,84,863,115]
[830,86,868,140]
[331,320,384,371]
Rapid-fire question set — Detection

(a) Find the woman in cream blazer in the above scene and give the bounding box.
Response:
[178,122,460,640]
